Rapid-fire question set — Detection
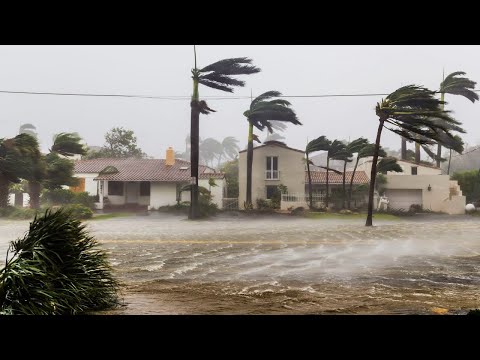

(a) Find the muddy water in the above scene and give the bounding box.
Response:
[1,213,479,314]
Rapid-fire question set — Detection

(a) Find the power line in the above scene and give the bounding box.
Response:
[451,145,480,158]
[3,89,480,100]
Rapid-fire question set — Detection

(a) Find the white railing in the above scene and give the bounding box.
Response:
[281,193,325,203]
[265,170,280,180]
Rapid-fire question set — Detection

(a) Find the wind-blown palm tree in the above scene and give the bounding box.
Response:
[377,157,403,174]
[366,85,464,226]
[305,136,331,209]
[243,91,302,207]
[325,140,346,208]
[220,136,240,165]
[0,134,40,208]
[348,143,386,209]
[189,47,260,219]
[340,138,369,208]
[27,133,86,209]
[436,71,478,170]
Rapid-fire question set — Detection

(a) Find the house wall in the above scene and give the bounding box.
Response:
[239,145,305,209]
[149,182,178,209]
[199,178,225,209]
[354,157,441,178]
[73,173,98,195]
[383,174,465,214]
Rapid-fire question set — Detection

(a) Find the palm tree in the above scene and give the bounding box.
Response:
[0,134,40,208]
[377,157,403,174]
[200,138,223,168]
[340,138,369,208]
[366,85,464,226]
[348,143,386,209]
[243,91,302,207]
[27,133,86,209]
[325,140,346,208]
[219,136,240,168]
[436,71,478,171]
[305,136,331,209]
[189,47,260,219]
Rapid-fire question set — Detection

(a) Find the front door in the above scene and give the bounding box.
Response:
[126,182,139,204]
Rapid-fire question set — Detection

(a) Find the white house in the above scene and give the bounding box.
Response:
[72,147,226,210]
[238,141,466,214]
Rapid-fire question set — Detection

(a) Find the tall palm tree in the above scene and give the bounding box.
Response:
[189,47,260,219]
[0,134,40,208]
[27,133,86,209]
[436,71,478,170]
[366,85,464,226]
[243,91,302,207]
[341,137,369,208]
[377,157,403,174]
[348,143,386,209]
[305,136,331,209]
[325,140,346,208]
[221,136,240,164]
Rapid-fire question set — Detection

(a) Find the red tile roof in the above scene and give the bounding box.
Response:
[306,170,369,184]
[74,158,224,182]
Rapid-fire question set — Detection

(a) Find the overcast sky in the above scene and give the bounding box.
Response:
[1,45,480,158]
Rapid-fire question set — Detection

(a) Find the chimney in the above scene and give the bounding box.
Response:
[165,146,175,166]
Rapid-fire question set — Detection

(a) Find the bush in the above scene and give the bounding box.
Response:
[0,209,118,315]
[41,188,75,205]
[409,204,423,213]
[62,204,94,219]
[0,206,38,220]
[73,192,96,209]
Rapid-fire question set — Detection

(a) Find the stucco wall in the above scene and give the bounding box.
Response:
[384,174,465,214]
[149,182,177,209]
[239,145,305,209]
[73,173,98,195]
[199,178,225,209]
[354,157,441,178]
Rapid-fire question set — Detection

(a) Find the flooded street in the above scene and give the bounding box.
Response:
[1,213,479,314]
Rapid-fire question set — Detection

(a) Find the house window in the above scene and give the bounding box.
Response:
[140,182,151,196]
[108,181,124,196]
[266,156,279,179]
[266,185,278,200]
[411,166,418,175]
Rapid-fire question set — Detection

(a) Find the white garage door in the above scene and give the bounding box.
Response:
[385,189,422,211]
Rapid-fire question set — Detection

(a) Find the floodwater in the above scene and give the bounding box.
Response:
[1,212,479,314]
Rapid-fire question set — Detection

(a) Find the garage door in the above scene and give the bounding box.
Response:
[384,189,422,211]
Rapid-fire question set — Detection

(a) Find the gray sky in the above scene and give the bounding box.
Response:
[1,45,480,158]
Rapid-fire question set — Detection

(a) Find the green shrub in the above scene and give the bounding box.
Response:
[62,204,94,219]
[73,192,96,209]
[0,209,118,315]
[0,206,38,220]
[41,188,75,205]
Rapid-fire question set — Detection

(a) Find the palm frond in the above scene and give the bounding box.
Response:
[199,57,261,75]
[198,79,235,93]
[306,136,331,154]
[51,133,86,157]
[199,73,245,87]
[250,91,282,109]
[440,71,479,103]
[377,157,403,174]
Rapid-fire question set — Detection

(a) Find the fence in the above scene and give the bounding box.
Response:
[222,198,239,210]
[280,193,326,210]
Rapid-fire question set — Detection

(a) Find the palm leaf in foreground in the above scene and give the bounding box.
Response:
[0,209,118,315]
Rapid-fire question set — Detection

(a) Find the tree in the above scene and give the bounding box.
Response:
[220,158,239,198]
[306,136,330,209]
[324,140,346,208]
[220,136,240,167]
[189,47,260,219]
[243,91,301,207]
[347,143,386,209]
[340,137,369,208]
[26,133,86,209]
[0,134,40,208]
[437,71,478,171]
[85,127,147,159]
[199,138,223,168]
[451,169,480,204]
[366,85,464,226]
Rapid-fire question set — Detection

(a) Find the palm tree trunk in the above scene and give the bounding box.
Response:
[348,157,360,210]
[325,157,330,208]
[246,122,254,208]
[436,92,445,168]
[401,137,407,160]
[189,77,200,219]
[342,161,347,209]
[366,119,385,226]
[0,175,9,208]
[415,141,420,164]
[447,149,452,175]
[306,152,313,209]
[28,181,41,209]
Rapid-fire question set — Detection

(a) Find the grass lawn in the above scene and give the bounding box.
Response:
[89,212,136,221]
[307,212,401,221]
